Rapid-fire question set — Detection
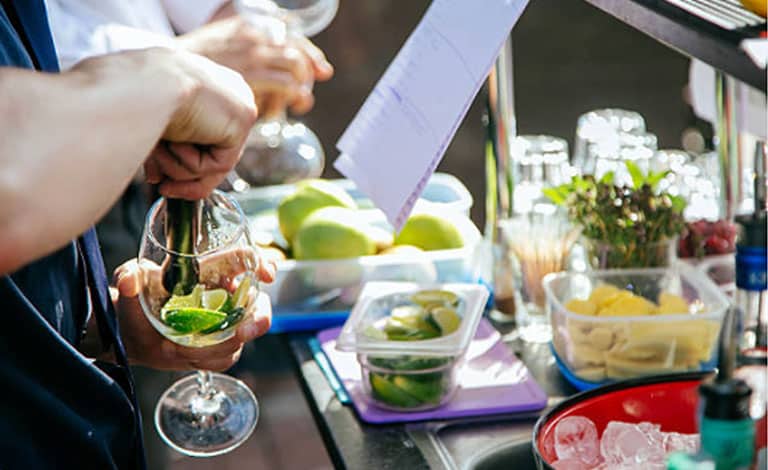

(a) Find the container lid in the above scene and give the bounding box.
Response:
[335,282,489,357]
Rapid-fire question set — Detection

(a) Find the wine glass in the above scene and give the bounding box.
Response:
[232,0,339,186]
[138,191,261,457]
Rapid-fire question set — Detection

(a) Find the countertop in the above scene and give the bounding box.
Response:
[287,318,579,469]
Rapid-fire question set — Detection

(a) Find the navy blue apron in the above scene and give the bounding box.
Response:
[0,1,145,468]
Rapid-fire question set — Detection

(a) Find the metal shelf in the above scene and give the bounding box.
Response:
[583,0,766,90]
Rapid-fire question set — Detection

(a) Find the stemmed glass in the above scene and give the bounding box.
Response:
[232,0,340,186]
[138,191,261,457]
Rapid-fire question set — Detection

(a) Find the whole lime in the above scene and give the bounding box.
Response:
[292,207,379,260]
[277,179,356,245]
[394,212,464,251]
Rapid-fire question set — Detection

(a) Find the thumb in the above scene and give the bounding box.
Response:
[114,259,142,298]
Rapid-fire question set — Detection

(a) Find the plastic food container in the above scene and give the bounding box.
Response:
[234,172,473,219]
[543,265,729,385]
[336,281,489,411]
[247,208,482,316]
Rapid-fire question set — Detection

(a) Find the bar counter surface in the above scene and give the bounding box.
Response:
[286,319,578,469]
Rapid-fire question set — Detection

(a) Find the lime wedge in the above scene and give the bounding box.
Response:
[202,288,231,312]
[411,290,459,308]
[429,307,461,335]
[162,284,204,317]
[163,307,227,334]
[232,276,252,309]
[369,374,422,408]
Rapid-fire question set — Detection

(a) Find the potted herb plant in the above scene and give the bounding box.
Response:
[544,162,687,269]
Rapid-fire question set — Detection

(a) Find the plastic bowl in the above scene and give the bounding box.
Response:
[543,265,729,386]
[533,371,710,469]
[336,281,489,411]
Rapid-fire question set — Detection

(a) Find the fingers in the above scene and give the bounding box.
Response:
[114,259,141,297]
[236,293,272,342]
[296,36,333,81]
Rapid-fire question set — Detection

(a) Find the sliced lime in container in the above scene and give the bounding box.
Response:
[392,375,443,404]
[411,290,459,308]
[202,288,232,312]
[429,307,461,335]
[163,307,227,334]
[362,325,387,340]
[369,374,422,408]
[161,284,204,319]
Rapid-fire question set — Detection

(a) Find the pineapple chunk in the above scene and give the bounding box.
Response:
[657,292,690,315]
[565,299,598,316]
[588,285,622,307]
[598,294,656,317]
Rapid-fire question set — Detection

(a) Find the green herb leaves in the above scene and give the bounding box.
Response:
[544,162,687,268]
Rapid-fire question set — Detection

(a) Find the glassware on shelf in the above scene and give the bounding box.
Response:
[588,131,658,186]
[499,211,580,343]
[233,0,339,186]
[510,135,572,215]
[572,108,646,172]
[138,191,261,457]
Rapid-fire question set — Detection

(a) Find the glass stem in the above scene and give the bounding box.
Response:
[196,370,216,400]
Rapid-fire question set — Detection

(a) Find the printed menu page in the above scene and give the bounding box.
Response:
[334,0,531,230]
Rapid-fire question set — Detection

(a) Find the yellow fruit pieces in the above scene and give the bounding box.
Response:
[557,285,718,383]
[565,285,691,317]
[564,299,597,316]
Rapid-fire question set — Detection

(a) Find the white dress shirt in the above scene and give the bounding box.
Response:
[46,0,229,69]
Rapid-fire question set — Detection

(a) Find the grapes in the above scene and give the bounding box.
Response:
[678,219,737,258]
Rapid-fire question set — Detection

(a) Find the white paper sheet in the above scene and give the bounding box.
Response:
[333,0,530,230]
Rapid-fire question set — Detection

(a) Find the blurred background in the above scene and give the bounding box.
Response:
[164,0,696,468]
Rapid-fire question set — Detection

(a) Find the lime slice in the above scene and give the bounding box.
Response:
[232,276,252,309]
[202,288,231,312]
[429,307,461,335]
[392,375,443,404]
[369,374,422,408]
[363,325,387,340]
[162,284,203,317]
[390,305,427,328]
[163,308,227,334]
[411,290,459,308]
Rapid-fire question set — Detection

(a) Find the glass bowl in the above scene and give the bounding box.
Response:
[543,265,729,386]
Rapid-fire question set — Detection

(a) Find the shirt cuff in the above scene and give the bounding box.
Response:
[162,0,231,33]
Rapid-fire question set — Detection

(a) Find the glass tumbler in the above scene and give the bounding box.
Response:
[573,108,646,173]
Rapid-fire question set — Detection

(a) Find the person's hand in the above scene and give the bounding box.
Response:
[127,48,259,199]
[111,248,276,372]
[176,16,333,116]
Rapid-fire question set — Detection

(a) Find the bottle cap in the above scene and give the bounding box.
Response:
[699,378,752,421]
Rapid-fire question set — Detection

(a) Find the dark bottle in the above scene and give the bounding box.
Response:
[733,141,767,469]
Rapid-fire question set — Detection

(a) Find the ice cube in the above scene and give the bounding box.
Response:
[554,416,601,465]
[600,421,665,466]
[662,432,700,454]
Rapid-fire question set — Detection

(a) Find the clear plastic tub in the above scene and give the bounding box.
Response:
[248,205,482,315]
[543,265,729,384]
[234,172,473,219]
[336,282,489,411]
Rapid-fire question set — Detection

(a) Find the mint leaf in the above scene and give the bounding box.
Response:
[625,161,644,189]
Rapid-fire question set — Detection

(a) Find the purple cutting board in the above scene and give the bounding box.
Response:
[317,319,548,424]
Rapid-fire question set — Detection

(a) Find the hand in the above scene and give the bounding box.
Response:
[112,249,277,372]
[134,49,259,199]
[176,16,333,116]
